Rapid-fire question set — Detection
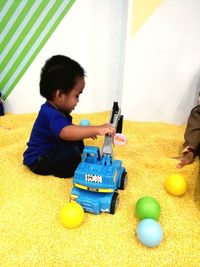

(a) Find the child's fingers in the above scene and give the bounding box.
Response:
[176,158,187,169]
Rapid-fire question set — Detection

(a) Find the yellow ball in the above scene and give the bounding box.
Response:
[60,202,84,229]
[165,174,187,196]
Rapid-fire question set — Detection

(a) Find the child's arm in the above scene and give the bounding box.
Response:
[176,106,200,168]
[59,123,115,141]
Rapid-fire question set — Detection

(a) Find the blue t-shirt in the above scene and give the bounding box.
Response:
[23,102,72,166]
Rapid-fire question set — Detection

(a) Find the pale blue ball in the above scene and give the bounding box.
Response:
[136,218,163,247]
[79,119,91,126]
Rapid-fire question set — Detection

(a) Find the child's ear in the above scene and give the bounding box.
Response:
[55,89,63,100]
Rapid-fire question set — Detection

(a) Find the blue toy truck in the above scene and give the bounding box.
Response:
[70,102,127,214]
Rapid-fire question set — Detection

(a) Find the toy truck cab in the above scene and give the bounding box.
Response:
[73,146,126,191]
[81,146,101,164]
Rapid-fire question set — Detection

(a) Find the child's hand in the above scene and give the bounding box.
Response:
[97,123,116,137]
[176,151,195,168]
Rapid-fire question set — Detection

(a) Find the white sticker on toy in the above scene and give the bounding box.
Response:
[85,174,102,183]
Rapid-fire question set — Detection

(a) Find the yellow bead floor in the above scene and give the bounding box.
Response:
[1,112,200,267]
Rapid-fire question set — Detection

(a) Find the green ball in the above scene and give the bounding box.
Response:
[135,196,161,221]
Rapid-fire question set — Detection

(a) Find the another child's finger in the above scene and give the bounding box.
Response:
[176,158,187,169]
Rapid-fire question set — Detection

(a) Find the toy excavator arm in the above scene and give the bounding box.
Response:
[102,102,123,159]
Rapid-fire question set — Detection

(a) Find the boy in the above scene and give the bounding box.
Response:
[23,55,115,178]
[177,105,200,168]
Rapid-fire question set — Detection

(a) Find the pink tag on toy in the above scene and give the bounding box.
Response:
[114,133,127,145]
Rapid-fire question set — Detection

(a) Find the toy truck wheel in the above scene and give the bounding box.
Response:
[110,192,119,214]
[119,170,128,190]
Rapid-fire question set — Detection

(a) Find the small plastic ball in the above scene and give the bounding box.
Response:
[135,196,161,221]
[136,218,163,247]
[79,119,91,126]
[165,174,187,196]
[60,202,84,229]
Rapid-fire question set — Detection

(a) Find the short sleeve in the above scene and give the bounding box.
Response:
[184,105,200,148]
[48,113,72,139]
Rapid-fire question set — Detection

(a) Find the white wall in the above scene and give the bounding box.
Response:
[122,0,200,124]
[4,0,126,114]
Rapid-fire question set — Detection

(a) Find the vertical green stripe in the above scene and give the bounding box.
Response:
[0,0,8,12]
[2,0,76,99]
[1,1,21,29]
[1,0,49,71]
[1,1,62,87]
[1,1,35,51]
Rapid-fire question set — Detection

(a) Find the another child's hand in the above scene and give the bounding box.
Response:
[176,151,195,168]
[97,123,116,137]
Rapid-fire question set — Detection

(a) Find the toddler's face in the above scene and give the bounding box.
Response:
[59,77,85,113]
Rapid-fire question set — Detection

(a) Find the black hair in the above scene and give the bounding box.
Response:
[39,55,85,100]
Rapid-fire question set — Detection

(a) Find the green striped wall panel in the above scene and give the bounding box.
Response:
[0,0,76,99]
